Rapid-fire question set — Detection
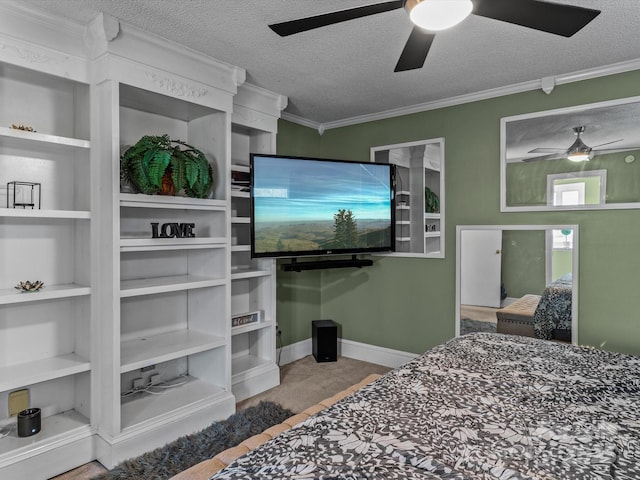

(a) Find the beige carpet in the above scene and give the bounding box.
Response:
[237,355,392,413]
[51,355,391,479]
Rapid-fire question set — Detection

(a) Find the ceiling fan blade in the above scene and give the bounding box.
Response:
[269,1,403,36]
[594,146,640,152]
[528,147,567,154]
[522,153,565,162]
[394,27,436,72]
[473,0,601,37]
[591,139,623,148]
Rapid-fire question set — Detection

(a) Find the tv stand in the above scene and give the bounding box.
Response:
[282,255,373,272]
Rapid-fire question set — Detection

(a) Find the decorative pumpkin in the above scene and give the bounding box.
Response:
[120,134,214,199]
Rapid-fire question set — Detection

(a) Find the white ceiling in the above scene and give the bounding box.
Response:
[16,0,640,127]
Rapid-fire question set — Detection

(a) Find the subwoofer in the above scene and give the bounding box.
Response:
[312,319,337,362]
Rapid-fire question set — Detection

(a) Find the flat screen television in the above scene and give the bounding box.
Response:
[250,154,395,258]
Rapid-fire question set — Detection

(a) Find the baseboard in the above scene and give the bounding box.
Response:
[96,393,236,468]
[0,434,94,480]
[278,338,312,366]
[278,338,416,369]
[338,339,417,368]
[232,364,280,402]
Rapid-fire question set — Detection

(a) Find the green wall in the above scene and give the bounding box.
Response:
[506,150,640,206]
[276,70,640,355]
[500,230,546,298]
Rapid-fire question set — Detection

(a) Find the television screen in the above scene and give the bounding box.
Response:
[251,154,395,258]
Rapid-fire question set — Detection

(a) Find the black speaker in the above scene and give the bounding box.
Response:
[312,320,337,362]
[17,408,41,437]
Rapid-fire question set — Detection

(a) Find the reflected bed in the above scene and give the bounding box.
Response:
[533,273,573,340]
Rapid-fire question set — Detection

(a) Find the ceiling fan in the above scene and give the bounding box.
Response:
[268,0,601,72]
[524,126,633,162]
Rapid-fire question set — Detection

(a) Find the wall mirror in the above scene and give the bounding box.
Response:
[455,225,579,344]
[370,138,445,258]
[501,96,640,212]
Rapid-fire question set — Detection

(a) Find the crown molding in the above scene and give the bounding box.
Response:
[283,58,640,134]
[1,1,86,39]
[281,112,323,132]
[238,82,288,112]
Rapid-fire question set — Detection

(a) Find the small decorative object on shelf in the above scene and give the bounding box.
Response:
[231,170,250,193]
[120,134,214,198]
[10,123,36,132]
[17,408,41,437]
[14,280,45,292]
[425,187,440,213]
[232,311,261,328]
[7,181,41,209]
[151,222,196,238]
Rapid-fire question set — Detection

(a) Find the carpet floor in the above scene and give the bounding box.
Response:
[90,401,292,480]
[51,355,391,480]
[460,317,497,335]
[237,354,392,413]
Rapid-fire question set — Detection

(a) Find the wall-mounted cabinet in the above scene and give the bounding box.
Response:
[371,139,445,258]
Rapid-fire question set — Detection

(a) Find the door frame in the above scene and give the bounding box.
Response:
[455,224,579,343]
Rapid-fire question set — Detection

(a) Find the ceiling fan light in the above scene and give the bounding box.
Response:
[406,0,473,31]
[567,151,592,162]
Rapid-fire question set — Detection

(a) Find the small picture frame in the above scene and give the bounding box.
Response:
[7,181,41,209]
[231,311,261,328]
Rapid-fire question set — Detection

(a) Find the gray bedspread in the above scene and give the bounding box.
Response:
[533,273,573,340]
[212,333,640,479]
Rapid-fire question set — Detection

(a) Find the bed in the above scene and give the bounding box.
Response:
[207,333,640,480]
[532,273,573,341]
[496,273,573,341]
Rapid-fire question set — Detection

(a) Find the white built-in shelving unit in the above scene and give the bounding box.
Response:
[230,85,287,401]
[371,139,445,258]
[0,11,95,477]
[0,5,286,477]
[91,28,239,465]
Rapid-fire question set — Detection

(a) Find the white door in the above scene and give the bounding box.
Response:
[460,230,502,308]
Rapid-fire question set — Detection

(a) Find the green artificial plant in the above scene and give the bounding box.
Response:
[120,134,214,199]
[425,187,440,213]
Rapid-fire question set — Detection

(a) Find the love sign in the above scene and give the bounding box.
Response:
[151,222,196,238]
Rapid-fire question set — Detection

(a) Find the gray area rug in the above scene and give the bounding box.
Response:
[92,401,293,480]
[461,318,497,335]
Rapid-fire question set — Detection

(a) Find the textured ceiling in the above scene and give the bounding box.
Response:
[16,1,640,126]
[505,99,640,162]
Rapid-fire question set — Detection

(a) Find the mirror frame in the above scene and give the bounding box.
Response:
[500,95,640,212]
[455,224,579,344]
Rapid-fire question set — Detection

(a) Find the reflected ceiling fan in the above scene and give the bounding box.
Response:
[268,0,601,72]
[524,126,634,162]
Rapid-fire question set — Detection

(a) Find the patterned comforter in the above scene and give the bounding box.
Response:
[533,274,572,340]
[212,333,640,480]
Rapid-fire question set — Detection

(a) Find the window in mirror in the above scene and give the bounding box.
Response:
[547,170,606,207]
[552,228,574,250]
